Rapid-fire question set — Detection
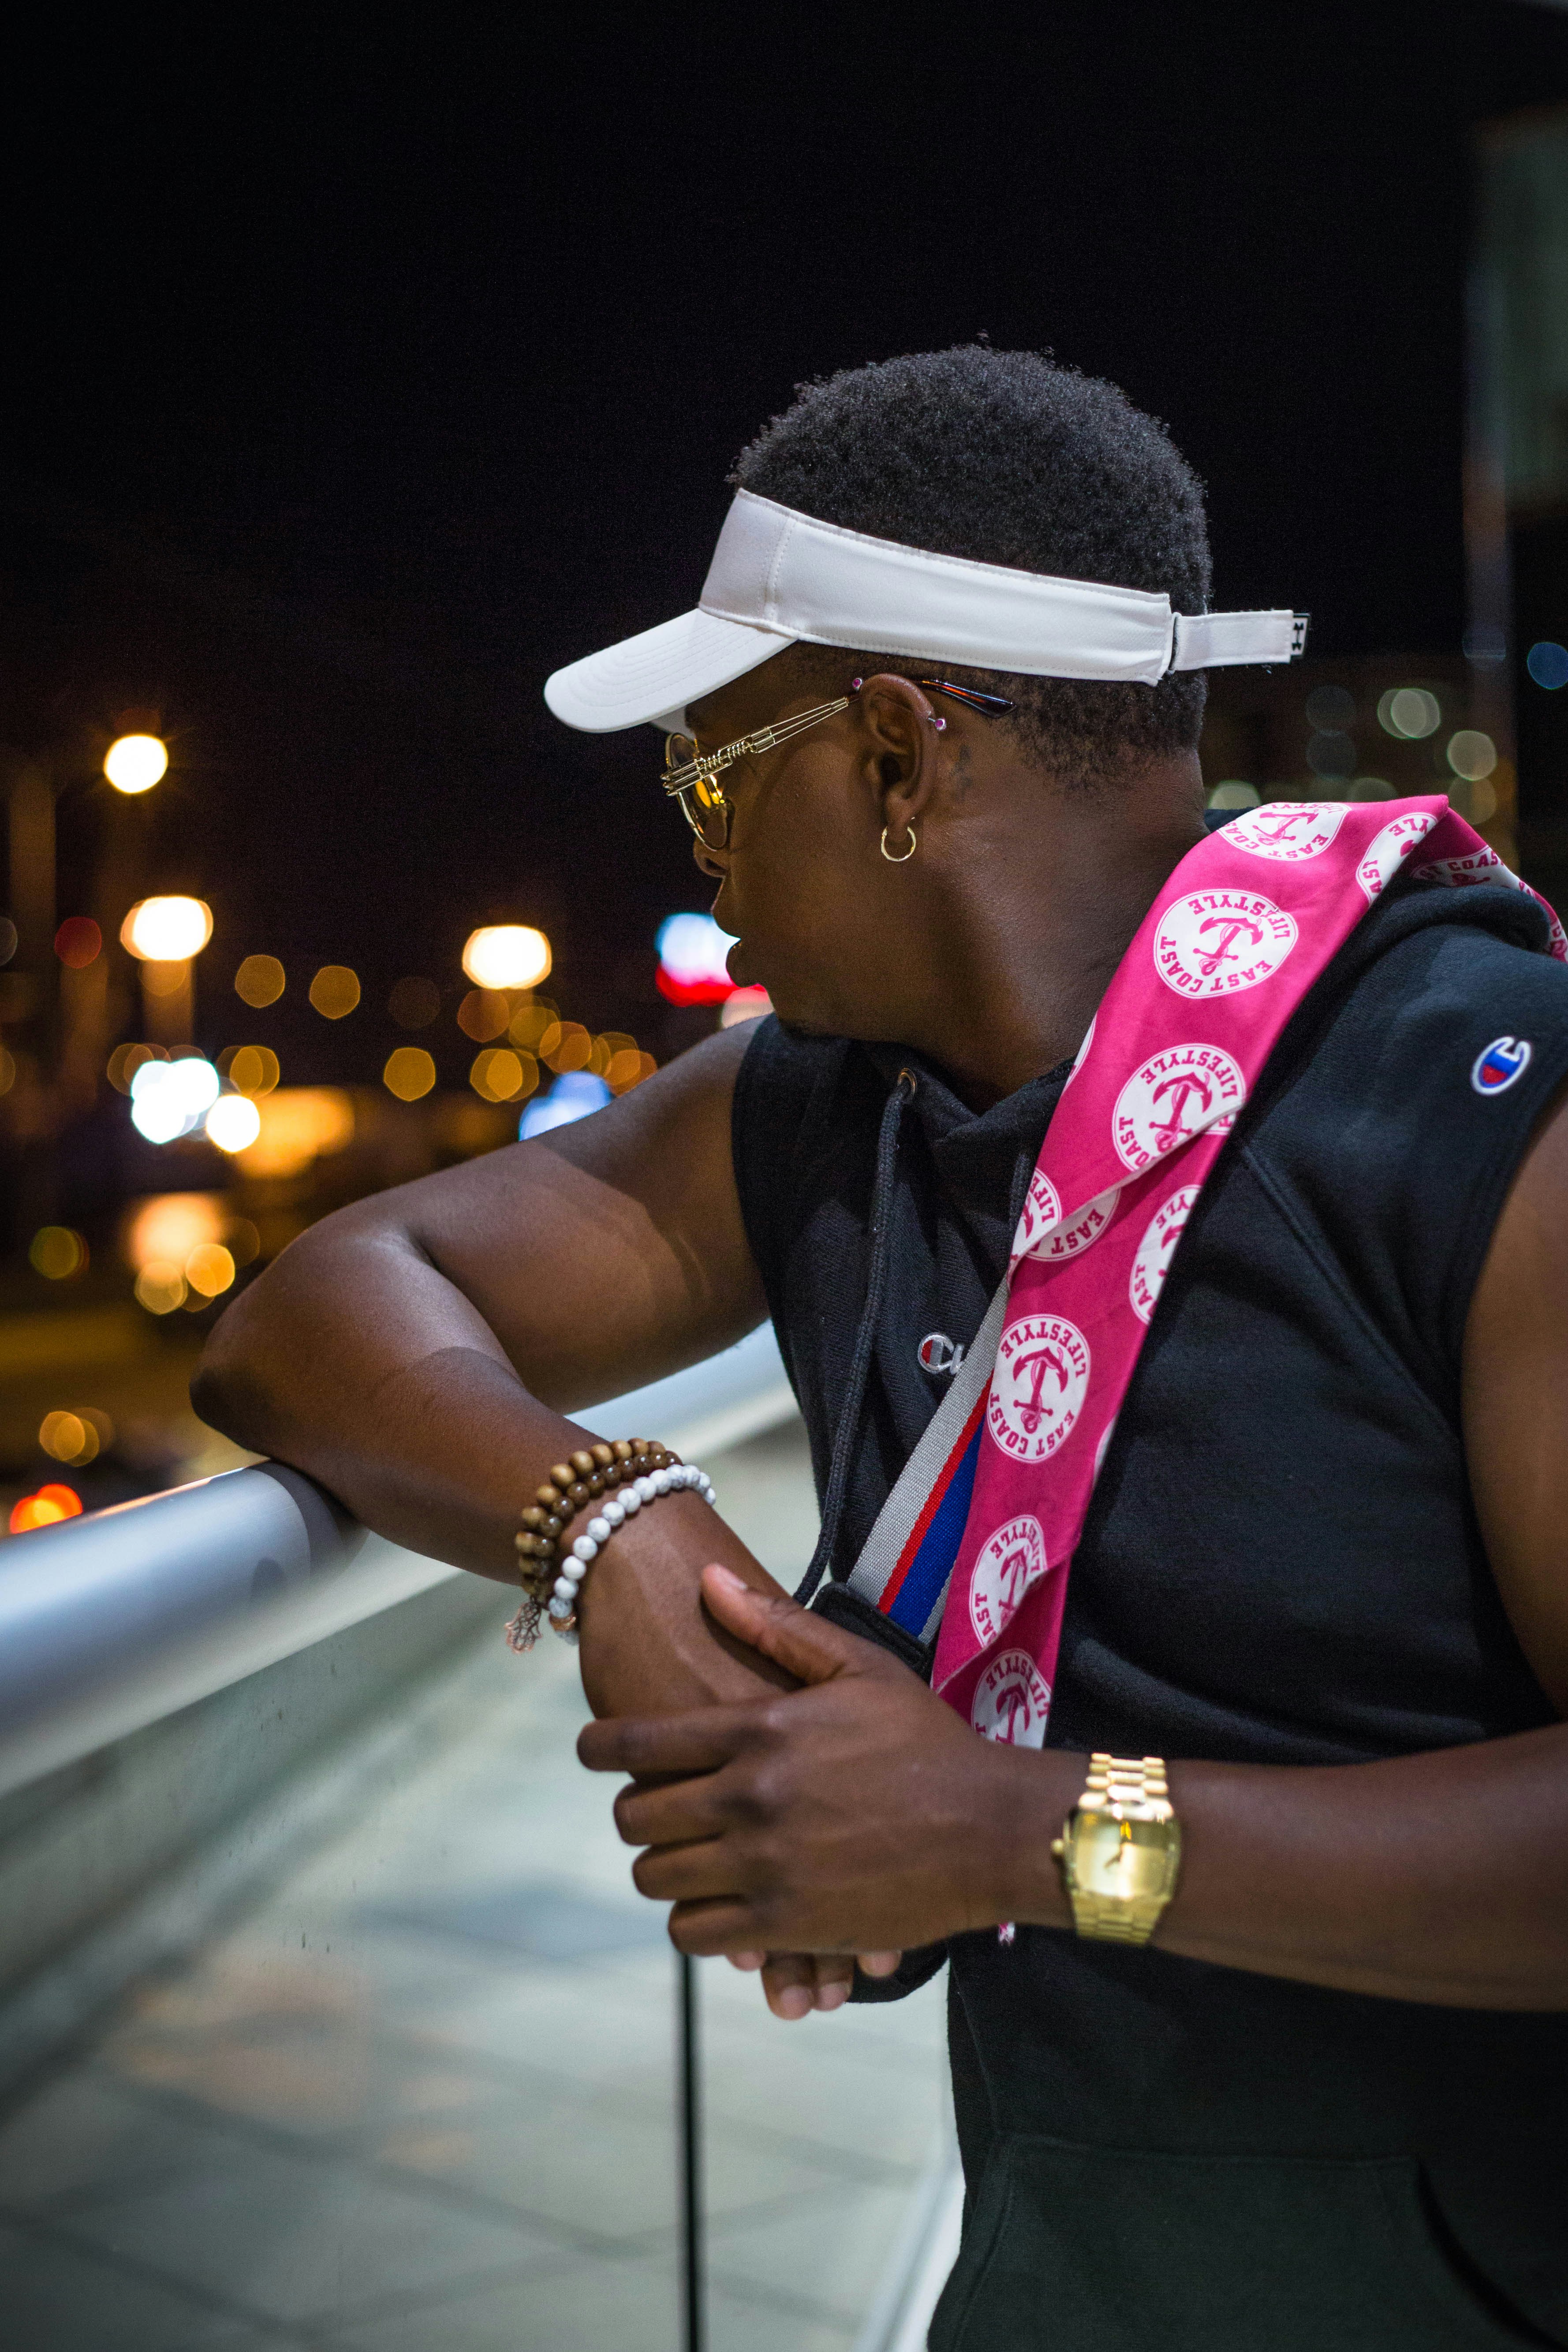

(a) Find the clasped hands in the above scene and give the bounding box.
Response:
[578,1562,1059,2020]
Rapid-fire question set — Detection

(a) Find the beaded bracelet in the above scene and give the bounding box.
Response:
[504,1438,717,1651]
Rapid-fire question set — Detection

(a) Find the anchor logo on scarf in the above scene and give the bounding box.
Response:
[833,798,1564,1751]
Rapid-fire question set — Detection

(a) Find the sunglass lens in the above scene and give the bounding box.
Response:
[693,780,729,849]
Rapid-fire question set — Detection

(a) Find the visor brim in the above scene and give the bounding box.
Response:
[544,606,794,734]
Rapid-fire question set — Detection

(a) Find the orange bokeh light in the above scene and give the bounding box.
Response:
[10,1483,83,1533]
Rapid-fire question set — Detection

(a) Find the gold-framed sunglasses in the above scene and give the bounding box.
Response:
[662,677,1015,850]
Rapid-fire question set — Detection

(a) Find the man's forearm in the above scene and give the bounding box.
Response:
[1007,1725,1568,2009]
[196,1231,795,1715]
[195,1218,545,1577]
[589,1581,1568,2010]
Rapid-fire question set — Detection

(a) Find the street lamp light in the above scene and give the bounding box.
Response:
[104,734,169,795]
[121,897,213,960]
[120,895,213,1045]
[462,925,551,989]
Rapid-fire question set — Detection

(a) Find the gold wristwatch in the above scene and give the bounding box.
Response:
[1051,1753,1182,1945]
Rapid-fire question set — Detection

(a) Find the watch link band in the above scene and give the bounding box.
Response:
[1053,1751,1181,1945]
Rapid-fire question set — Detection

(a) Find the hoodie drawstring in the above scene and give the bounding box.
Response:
[794,1067,916,1605]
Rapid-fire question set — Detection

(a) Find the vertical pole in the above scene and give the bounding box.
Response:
[142,956,194,1046]
[7,761,56,976]
[678,1951,704,2352]
[4,759,59,1242]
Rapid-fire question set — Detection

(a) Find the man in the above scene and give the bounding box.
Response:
[197,348,1568,2348]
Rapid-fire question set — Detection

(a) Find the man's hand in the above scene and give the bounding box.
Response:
[724,1947,903,2020]
[579,1563,1075,1959]
[579,1536,907,2014]
[573,1493,800,1718]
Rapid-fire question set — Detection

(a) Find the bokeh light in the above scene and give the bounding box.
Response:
[129,1055,220,1143]
[54,916,101,967]
[1446,730,1498,783]
[1348,777,1393,800]
[229,1219,261,1266]
[656,911,738,1005]
[1206,781,1260,810]
[457,988,510,1042]
[1303,684,1355,731]
[0,1046,15,1098]
[462,926,552,990]
[205,1096,263,1153]
[29,1227,88,1280]
[184,1242,237,1299]
[309,964,361,1019]
[40,1412,90,1466]
[0,917,15,964]
[384,1046,437,1101]
[218,1045,280,1096]
[508,999,557,1051]
[388,976,441,1027]
[108,1044,164,1094]
[1377,687,1441,741]
[142,958,190,1001]
[103,733,168,794]
[1306,731,1356,780]
[590,1030,634,1076]
[233,1088,354,1177]
[123,1192,224,1272]
[470,1047,538,1103]
[539,1019,592,1073]
[10,1484,84,1533]
[1527,641,1568,691]
[40,1412,90,1464]
[235,953,286,1006]
[520,1070,613,1137]
[1468,777,1500,825]
[120,896,213,961]
[605,1047,659,1089]
[40,1408,111,1467]
[134,1261,187,1314]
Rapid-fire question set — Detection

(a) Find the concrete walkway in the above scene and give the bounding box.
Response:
[0,1423,952,2350]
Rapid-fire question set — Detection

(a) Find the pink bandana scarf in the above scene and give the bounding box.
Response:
[893,796,1563,1747]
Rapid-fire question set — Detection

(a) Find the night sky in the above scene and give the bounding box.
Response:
[4,3,1568,1084]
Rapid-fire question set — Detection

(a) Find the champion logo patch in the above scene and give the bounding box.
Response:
[1471,1035,1532,1096]
[918,1332,965,1375]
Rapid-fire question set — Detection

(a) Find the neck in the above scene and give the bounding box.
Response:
[908,756,1207,1109]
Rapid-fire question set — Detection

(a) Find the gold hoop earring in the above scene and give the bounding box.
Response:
[880,825,917,864]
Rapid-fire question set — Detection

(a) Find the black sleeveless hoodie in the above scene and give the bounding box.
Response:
[732,874,1568,2350]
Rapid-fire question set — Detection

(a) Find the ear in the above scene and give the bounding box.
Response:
[854,673,945,848]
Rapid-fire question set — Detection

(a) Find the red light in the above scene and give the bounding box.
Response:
[10,1483,83,1533]
[656,967,735,1007]
[55,917,102,969]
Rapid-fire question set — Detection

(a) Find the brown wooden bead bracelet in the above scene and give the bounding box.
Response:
[506,1439,715,1651]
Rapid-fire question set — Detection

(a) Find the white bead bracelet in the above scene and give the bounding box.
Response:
[541,1461,717,1645]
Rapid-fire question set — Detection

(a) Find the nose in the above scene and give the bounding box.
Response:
[692,836,726,881]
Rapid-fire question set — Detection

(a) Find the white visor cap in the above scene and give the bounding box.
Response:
[543,489,1307,735]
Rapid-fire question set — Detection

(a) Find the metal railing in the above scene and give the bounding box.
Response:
[0,1318,958,2351]
[0,1321,794,1802]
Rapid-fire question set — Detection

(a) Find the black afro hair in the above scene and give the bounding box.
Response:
[730,346,1212,784]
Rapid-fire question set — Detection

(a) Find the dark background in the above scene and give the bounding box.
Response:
[4,2,1568,1082]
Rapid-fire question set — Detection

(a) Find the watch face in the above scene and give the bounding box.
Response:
[1072,1811,1176,1902]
